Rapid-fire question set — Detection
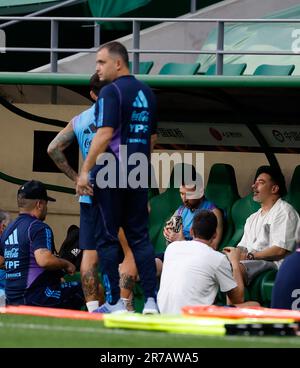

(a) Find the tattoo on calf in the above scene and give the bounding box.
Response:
[81,268,100,299]
[119,273,135,290]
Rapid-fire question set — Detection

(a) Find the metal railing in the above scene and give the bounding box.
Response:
[1,15,300,74]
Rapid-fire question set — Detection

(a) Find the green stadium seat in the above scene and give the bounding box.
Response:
[129,61,154,74]
[260,269,277,306]
[285,165,300,214]
[205,163,240,249]
[253,64,295,76]
[226,193,260,247]
[205,63,247,76]
[248,269,277,307]
[158,62,201,75]
[148,187,160,201]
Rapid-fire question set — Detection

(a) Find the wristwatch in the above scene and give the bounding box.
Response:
[246,252,255,260]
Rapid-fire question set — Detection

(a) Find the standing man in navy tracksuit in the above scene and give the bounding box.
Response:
[0,180,84,309]
[271,247,300,310]
[76,41,158,314]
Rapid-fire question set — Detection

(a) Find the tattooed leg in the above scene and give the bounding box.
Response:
[81,268,100,302]
[120,273,136,311]
[119,273,136,291]
[80,250,100,302]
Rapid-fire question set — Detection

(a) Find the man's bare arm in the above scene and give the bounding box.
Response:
[34,248,75,275]
[47,122,78,183]
[250,245,289,261]
[224,248,244,305]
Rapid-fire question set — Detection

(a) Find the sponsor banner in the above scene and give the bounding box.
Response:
[260,125,300,148]
[157,123,300,149]
[157,122,259,147]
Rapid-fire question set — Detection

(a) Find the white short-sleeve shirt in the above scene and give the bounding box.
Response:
[157,240,237,314]
[237,198,300,266]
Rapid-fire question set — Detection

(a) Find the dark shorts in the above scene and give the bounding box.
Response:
[21,281,85,310]
[79,202,99,250]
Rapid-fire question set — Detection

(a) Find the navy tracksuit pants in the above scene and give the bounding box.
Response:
[93,185,157,304]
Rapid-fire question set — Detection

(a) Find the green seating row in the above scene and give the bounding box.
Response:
[129,61,295,76]
[205,63,247,76]
[253,64,295,76]
[205,63,295,76]
[129,61,154,74]
[129,61,201,75]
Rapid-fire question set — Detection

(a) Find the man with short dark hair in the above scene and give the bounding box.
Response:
[0,180,84,309]
[225,165,300,286]
[76,41,158,314]
[157,210,244,314]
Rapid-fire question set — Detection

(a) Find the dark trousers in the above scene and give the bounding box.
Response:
[93,186,157,304]
[8,281,84,310]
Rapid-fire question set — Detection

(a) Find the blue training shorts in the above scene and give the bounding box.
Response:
[79,202,99,250]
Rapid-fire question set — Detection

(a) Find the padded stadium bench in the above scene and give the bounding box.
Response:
[158,62,201,75]
[205,163,240,249]
[205,63,247,76]
[248,269,277,306]
[253,64,295,76]
[129,61,154,74]
[225,193,260,247]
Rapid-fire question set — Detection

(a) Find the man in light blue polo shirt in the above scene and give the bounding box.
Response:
[48,74,106,312]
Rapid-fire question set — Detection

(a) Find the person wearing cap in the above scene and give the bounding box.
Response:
[155,176,223,276]
[0,180,84,309]
[164,183,223,249]
[224,165,300,287]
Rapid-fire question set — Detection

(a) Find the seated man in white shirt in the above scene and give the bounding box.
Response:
[157,210,246,314]
[225,165,300,286]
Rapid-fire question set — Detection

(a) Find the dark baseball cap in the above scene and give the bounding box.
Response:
[18,180,56,202]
